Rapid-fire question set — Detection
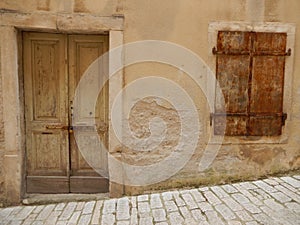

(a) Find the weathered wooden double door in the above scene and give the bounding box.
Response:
[23,32,109,193]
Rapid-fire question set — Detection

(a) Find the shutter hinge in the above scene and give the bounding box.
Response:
[212,47,292,56]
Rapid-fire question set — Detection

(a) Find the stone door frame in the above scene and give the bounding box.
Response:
[0,11,124,204]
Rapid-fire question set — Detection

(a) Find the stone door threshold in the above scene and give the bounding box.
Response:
[22,193,109,205]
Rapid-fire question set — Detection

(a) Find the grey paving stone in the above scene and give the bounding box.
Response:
[179,190,190,195]
[275,184,300,203]
[101,213,115,225]
[168,211,184,225]
[82,201,95,215]
[36,204,56,221]
[190,209,206,221]
[150,194,163,209]
[116,221,130,225]
[9,206,23,216]
[67,211,81,225]
[250,188,271,200]
[260,205,299,225]
[179,206,193,220]
[248,196,264,206]
[10,220,24,225]
[102,199,116,214]
[55,203,66,211]
[227,221,242,225]
[281,182,299,193]
[253,180,277,193]
[245,221,259,225]
[152,208,166,222]
[190,189,206,202]
[234,188,263,206]
[91,200,103,225]
[181,193,198,209]
[235,210,253,222]
[198,201,213,212]
[204,210,225,225]
[293,175,300,180]
[215,203,236,220]
[139,217,153,225]
[116,197,130,221]
[130,208,138,225]
[252,213,276,225]
[238,182,257,190]
[161,191,173,201]
[22,213,38,225]
[31,221,44,225]
[59,202,76,221]
[199,187,209,192]
[33,205,44,214]
[137,201,151,217]
[232,193,250,205]
[269,191,292,203]
[0,207,14,220]
[172,191,186,207]
[210,186,229,199]
[15,206,35,220]
[263,178,279,186]
[223,197,243,211]
[45,210,62,225]
[221,184,238,194]
[203,191,222,205]
[155,222,168,225]
[164,200,178,212]
[243,202,261,214]
[198,221,210,225]
[137,194,149,202]
[77,214,91,225]
[131,196,137,208]
[285,202,300,213]
[263,199,284,211]
[75,202,85,211]
[281,176,300,188]
[272,177,284,183]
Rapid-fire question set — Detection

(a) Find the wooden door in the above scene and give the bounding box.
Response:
[24,32,109,193]
[24,32,69,193]
[68,35,109,193]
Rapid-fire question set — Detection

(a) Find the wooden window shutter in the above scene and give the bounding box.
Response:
[249,32,287,136]
[212,31,289,136]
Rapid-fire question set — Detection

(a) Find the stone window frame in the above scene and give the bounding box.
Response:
[208,22,296,145]
[0,11,124,202]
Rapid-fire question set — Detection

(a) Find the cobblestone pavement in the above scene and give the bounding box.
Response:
[1,175,300,225]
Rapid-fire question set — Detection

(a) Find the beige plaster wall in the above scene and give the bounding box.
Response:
[0,0,299,204]
[120,0,300,195]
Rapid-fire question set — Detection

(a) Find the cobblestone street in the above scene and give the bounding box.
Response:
[1,175,300,225]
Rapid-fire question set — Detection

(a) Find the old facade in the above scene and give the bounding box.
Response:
[0,0,299,205]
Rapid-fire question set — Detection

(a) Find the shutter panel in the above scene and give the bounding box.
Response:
[249,33,286,136]
[214,31,251,135]
[214,31,287,136]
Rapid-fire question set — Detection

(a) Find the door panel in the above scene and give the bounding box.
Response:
[24,32,109,194]
[24,32,69,193]
[68,35,109,193]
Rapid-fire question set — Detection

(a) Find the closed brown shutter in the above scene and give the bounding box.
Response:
[213,31,289,136]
